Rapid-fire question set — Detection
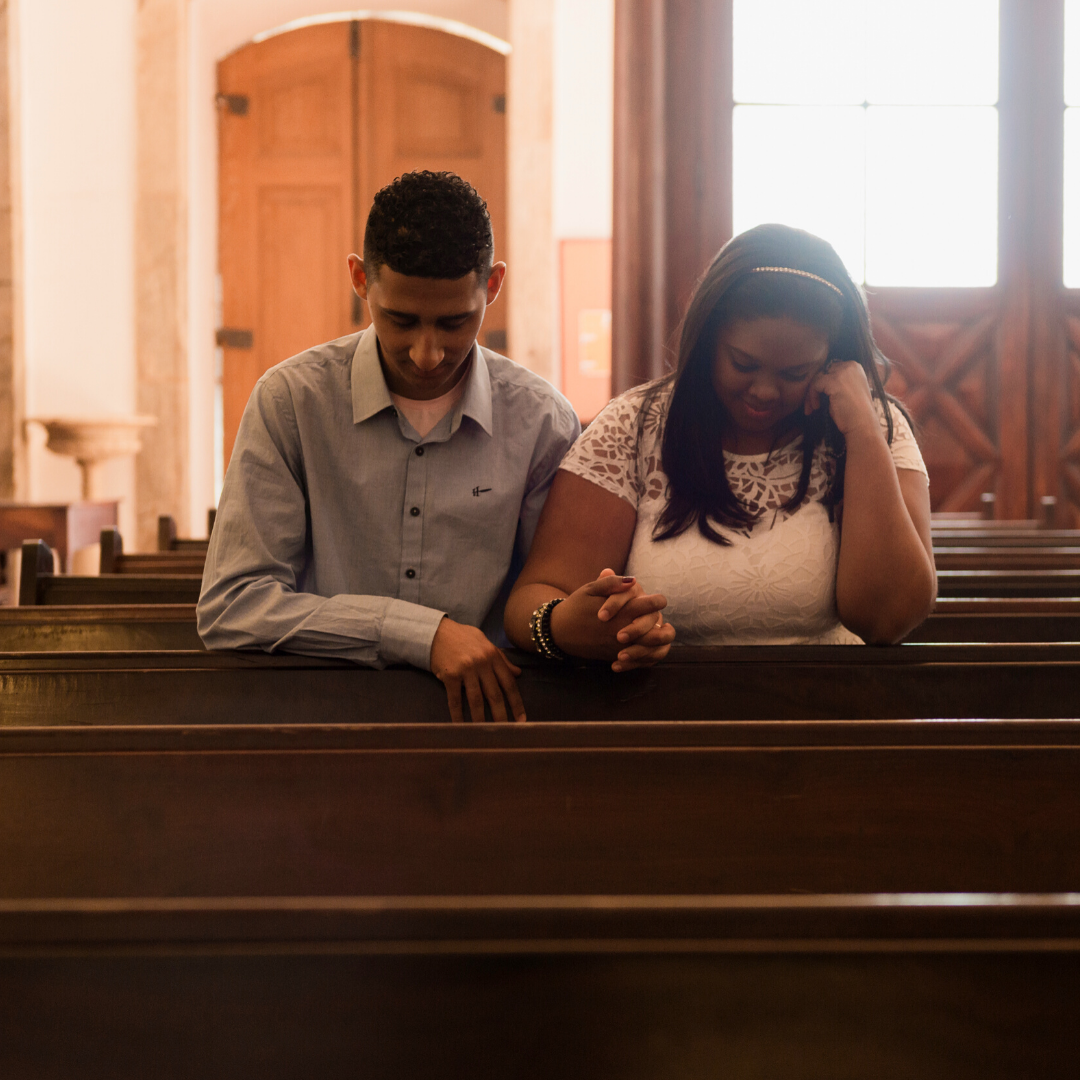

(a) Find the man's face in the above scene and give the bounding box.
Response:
[349,256,506,401]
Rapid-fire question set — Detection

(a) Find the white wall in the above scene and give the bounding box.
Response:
[552,0,613,241]
[12,0,610,542]
[18,0,138,542]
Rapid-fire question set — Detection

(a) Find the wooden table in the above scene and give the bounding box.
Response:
[0,501,118,571]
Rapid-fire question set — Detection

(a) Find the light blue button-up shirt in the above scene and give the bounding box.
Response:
[197,327,580,669]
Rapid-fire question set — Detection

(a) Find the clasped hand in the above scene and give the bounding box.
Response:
[550,568,675,672]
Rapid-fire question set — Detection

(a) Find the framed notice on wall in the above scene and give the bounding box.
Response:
[559,239,613,424]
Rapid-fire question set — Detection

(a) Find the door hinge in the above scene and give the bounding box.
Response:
[492,94,506,114]
[216,328,254,349]
[215,93,249,116]
[350,20,360,58]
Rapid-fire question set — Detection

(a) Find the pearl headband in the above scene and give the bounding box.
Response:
[750,266,844,299]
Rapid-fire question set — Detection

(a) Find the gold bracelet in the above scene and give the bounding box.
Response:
[529,597,568,661]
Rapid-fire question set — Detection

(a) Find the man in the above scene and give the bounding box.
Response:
[199,171,585,722]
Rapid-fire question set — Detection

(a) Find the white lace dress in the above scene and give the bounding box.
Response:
[559,384,929,645]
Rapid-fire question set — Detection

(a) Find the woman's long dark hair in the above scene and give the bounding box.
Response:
[646,223,903,546]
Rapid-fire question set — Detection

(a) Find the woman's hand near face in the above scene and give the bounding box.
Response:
[804,360,881,440]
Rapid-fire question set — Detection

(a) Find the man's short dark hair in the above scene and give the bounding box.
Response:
[363,171,494,281]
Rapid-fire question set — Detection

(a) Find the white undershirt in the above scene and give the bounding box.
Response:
[390,378,466,439]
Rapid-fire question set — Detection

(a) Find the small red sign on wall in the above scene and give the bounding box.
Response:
[560,239,613,424]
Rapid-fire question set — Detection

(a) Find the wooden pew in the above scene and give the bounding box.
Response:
[936,568,1080,597]
[0,605,202,651]
[933,528,1080,547]
[933,546,1080,570]
[100,528,207,576]
[19,539,202,606]
[912,599,1080,641]
[1,644,1079,725]
[157,510,214,554]
[2,720,1079,1078]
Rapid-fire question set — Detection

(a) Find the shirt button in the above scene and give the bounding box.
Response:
[414,446,424,456]
[410,506,420,517]
[405,568,416,579]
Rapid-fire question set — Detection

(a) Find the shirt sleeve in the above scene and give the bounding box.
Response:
[879,398,929,480]
[515,394,583,555]
[558,390,647,508]
[196,373,446,670]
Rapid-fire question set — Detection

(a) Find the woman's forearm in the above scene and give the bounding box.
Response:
[504,582,570,651]
[835,426,936,643]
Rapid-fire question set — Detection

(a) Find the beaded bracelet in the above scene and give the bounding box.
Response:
[529,597,568,661]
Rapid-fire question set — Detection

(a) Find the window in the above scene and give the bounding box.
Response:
[732,0,999,286]
[1064,0,1080,286]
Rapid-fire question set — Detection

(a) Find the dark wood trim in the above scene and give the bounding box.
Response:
[612,0,667,391]
[611,0,733,392]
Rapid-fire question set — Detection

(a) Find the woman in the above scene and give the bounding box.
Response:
[505,224,936,668]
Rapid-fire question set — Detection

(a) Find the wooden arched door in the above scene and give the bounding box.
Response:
[217,19,508,465]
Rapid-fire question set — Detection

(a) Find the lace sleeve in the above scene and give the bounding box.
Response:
[879,399,929,479]
[559,390,648,507]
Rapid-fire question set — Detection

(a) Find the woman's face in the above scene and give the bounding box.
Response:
[712,315,831,453]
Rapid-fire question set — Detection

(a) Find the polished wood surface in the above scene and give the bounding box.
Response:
[99,528,206,576]
[936,568,1080,596]
[1,645,1079,725]
[3,900,1077,1079]
[157,513,211,554]
[909,610,1080,641]
[18,541,202,606]
[3,720,1080,897]
[2,721,1079,1077]
[0,605,202,651]
[0,501,117,571]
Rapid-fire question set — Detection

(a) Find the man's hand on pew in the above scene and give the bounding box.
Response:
[429,618,527,724]
[552,569,676,672]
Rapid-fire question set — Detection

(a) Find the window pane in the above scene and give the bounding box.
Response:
[733,105,866,280]
[1067,0,1080,105]
[733,0,864,104]
[866,106,997,286]
[1065,109,1080,286]
[866,0,998,104]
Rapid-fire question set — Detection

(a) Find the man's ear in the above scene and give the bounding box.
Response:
[485,262,507,305]
[347,254,369,300]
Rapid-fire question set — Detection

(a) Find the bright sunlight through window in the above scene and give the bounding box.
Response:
[733,0,999,287]
[1065,0,1080,288]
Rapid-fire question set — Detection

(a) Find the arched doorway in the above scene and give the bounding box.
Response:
[217,18,508,465]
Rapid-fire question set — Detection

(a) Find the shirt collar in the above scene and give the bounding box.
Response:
[351,326,493,437]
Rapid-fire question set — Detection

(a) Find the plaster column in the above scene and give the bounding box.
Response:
[136,0,190,548]
[507,0,555,383]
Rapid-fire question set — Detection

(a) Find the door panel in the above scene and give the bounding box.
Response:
[218,23,354,465]
[218,20,508,469]
[358,21,508,352]
[871,291,1006,513]
[1061,300,1080,526]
